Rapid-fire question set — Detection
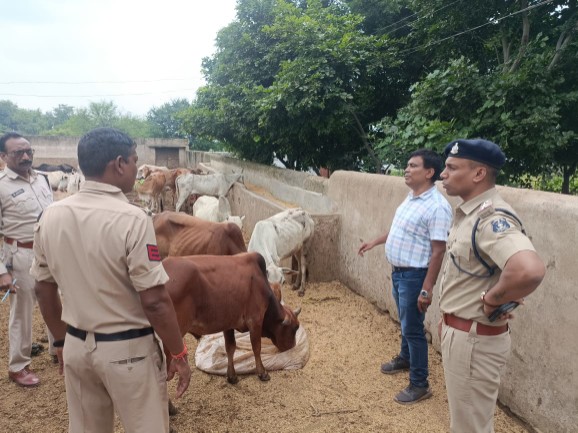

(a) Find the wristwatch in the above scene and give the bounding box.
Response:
[420,289,429,299]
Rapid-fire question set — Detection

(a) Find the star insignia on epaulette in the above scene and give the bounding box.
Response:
[478,200,495,218]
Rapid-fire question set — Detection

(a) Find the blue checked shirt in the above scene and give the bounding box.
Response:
[385,186,452,268]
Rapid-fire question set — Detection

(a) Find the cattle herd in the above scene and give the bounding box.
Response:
[44,162,316,391]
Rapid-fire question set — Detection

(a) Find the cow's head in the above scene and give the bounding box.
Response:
[266,264,298,286]
[270,305,301,352]
[225,215,245,230]
[136,165,149,180]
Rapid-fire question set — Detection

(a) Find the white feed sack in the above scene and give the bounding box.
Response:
[195,326,310,375]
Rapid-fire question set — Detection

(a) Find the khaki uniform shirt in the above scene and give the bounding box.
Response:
[31,180,168,333]
[439,188,535,326]
[0,168,53,273]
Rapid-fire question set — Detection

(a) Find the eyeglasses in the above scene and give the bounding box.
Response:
[6,149,34,158]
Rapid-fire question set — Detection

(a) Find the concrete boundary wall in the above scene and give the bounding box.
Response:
[202,152,335,214]
[26,136,187,168]
[228,184,340,283]
[196,156,577,433]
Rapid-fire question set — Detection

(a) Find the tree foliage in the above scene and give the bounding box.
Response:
[147,98,191,139]
[0,100,150,138]
[372,0,578,193]
[182,0,399,172]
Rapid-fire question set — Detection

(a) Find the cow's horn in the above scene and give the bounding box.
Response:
[282,315,290,326]
[293,307,301,317]
[281,267,299,275]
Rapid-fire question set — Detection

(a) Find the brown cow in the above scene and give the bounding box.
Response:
[164,168,191,207]
[163,252,301,384]
[133,171,166,213]
[152,211,246,258]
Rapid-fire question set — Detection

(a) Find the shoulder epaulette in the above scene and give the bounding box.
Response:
[450,205,527,279]
[477,200,495,219]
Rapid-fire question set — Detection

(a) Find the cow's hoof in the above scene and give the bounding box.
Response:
[258,372,271,382]
[168,399,179,416]
[227,376,239,385]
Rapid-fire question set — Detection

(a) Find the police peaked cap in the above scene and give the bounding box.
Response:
[443,138,506,169]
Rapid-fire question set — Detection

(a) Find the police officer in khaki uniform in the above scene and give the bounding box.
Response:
[438,138,546,433]
[32,127,191,433]
[0,132,55,387]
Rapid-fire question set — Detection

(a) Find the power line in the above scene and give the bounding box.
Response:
[383,0,464,35]
[0,78,190,85]
[0,88,198,98]
[398,0,555,56]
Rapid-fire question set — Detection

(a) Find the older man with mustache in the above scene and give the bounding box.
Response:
[0,132,55,387]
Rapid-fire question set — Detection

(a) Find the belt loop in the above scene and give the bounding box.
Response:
[467,321,478,342]
[85,332,97,352]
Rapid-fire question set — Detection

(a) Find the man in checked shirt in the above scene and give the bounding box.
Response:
[358,149,452,404]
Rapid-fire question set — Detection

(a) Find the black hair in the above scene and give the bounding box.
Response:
[0,132,24,153]
[409,148,444,183]
[77,128,135,177]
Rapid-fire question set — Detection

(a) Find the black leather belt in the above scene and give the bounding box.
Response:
[67,325,154,342]
[392,266,428,273]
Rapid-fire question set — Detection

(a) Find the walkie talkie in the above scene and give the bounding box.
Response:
[488,301,519,322]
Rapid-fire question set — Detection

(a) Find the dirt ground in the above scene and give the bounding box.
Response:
[0,281,529,433]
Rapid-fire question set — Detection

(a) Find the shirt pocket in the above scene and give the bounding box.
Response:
[13,194,40,215]
[448,241,474,276]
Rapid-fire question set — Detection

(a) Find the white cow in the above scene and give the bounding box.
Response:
[247,208,315,296]
[175,172,243,213]
[192,196,245,229]
[136,164,168,180]
[66,171,85,194]
[37,170,69,192]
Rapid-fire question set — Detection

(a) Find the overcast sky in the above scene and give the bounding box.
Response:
[0,0,238,117]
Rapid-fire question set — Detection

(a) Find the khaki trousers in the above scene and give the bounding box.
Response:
[6,245,55,372]
[441,322,511,433]
[64,331,169,433]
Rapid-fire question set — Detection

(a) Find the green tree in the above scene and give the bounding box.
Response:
[0,100,49,134]
[0,100,19,132]
[46,101,149,137]
[183,0,399,172]
[147,99,191,139]
[46,105,75,131]
[373,0,578,193]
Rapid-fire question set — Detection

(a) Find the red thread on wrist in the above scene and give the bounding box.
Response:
[481,293,500,308]
[171,342,188,360]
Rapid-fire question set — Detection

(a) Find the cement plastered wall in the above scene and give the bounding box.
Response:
[327,170,577,433]
[228,184,340,283]
[198,156,577,433]
[27,136,187,168]
[204,152,335,214]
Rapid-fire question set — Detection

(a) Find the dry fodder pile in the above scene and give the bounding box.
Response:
[0,281,529,433]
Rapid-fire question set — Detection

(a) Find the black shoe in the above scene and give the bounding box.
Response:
[380,355,410,375]
[31,343,44,357]
[394,383,432,405]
